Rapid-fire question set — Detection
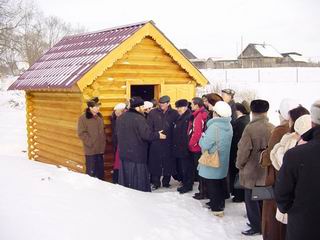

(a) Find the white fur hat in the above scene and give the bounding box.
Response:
[311,100,320,125]
[294,114,312,135]
[144,101,153,109]
[114,103,126,111]
[279,98,300,120]
[213,101,232,118]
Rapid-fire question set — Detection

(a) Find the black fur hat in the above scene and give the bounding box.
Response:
[250,99,269,113]
[175,99,189,108]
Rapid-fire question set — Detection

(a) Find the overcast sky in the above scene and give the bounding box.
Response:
[35,0,320,60]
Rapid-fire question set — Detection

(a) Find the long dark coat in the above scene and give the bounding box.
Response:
[172,109,192,158]
[147,106,179,176]
[116,109,160,192]
[229,114,250,192]
[275,126,320,240]
[117,109,159,164]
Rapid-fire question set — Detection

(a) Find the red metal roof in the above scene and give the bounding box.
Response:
[9,21,148,90]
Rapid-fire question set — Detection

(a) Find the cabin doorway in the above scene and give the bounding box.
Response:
[130,85,159,101]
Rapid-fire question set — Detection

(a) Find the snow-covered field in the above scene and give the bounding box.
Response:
[200,67,320,125]
[0,90,261,240]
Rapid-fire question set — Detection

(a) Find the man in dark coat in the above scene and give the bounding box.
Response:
[275,100,320,240]
[77,97,106,180]
[222,88,237,124]
[172,99,193,193]
[147,95,179,189]
[116,97,166,192]
[110,103,127,184]
[229,102,250,202]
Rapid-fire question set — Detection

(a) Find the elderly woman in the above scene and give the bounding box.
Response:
[199,101,233,217]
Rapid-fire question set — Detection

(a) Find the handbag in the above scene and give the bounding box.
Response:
[198,150,220,168]
[198,127,220,168]
[233,173,244,189]
[251,186,275,201]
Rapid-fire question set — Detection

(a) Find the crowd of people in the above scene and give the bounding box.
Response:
[77,90,320,240]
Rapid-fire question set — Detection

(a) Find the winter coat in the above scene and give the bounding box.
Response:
[270,133,300,224]
[229,114,250,166]
[260,122,290,169]
[270,133,299,171]
[77,109,106,156]
[116,109,160,164]
[188,107,208,153]
[275,126,320,240]
[236,115,274,189]
[110,112,118,153]
[172,109,192,158]
[198,117,233,179]
[229,100,237,124]
[259,122,289,240]
[147,107,179,176]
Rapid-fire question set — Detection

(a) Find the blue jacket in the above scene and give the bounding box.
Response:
[198,117,233,179]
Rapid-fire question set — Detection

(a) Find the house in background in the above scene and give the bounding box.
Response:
[281,52,309,64]
[238,43,283,68]
[180,48,207,69]
[9,21,207,180]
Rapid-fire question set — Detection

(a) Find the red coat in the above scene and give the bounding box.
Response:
[188,107,208,153]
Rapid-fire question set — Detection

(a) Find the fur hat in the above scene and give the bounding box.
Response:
[144,101,153,109]
[213,101,232,117]
[175,99,189,108]
[294,115,312,135]
[279,99,300,120]
[87,97,101,108]
[130,97,144,108]
[114,103,126,111]
[159,95,170,104]
[250,99,269,113]
[311,100,320,125]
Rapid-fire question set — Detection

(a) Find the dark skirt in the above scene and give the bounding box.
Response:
[119,159,151,192]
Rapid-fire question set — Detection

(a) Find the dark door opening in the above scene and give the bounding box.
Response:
[131,85,155,101]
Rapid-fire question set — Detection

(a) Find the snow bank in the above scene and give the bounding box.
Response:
[0,157,256,240]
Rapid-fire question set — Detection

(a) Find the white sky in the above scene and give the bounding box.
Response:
[35,0,320,59]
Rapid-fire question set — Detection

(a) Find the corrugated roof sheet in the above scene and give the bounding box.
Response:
[9,21,147,90]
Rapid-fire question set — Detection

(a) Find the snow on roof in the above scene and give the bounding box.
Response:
[253,44,283,58]
[288,54,308,62]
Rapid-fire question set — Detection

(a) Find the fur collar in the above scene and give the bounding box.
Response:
[85,108,103,119]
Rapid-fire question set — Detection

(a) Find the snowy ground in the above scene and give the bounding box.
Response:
[0,91,261,240]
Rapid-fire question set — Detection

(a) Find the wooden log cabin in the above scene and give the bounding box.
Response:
[9,21,208,180]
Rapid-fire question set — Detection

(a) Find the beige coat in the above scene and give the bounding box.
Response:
[77,109,106,156]
[236,115,275,189]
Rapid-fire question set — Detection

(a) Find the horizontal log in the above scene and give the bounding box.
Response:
[33,109,79,122]
[33,116,77,129]
[32,105,82,115]
[35,136,83,156]
[30,92,81,99]
[35,142,84,164]
[35,130,83,148]
[36,124,79,138]
[34,154,85,173]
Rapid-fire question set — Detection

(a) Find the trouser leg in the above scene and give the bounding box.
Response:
[245,189,262,232]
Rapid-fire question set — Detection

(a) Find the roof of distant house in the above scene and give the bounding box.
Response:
[180,49,197,59]
[241,43,283,58]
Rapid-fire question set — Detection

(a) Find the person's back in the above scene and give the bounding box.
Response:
[117,110,150,164]
[276,125,320,240]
